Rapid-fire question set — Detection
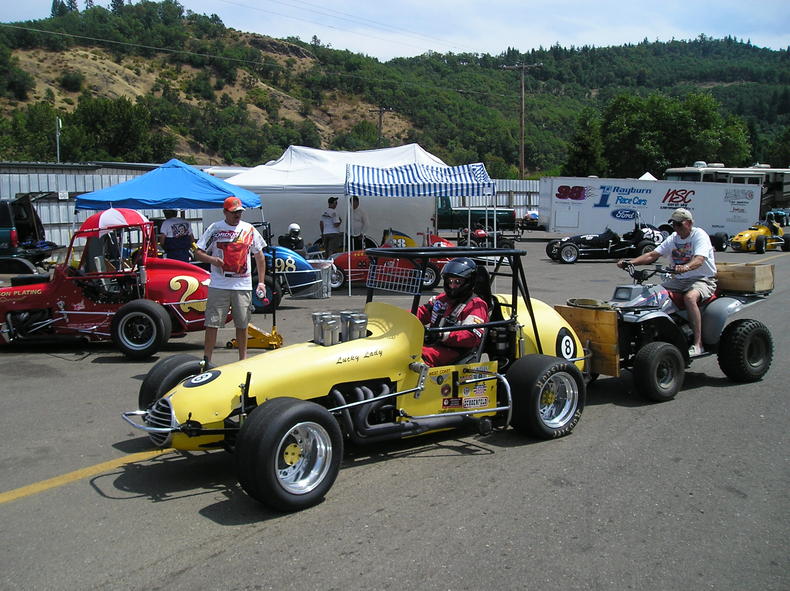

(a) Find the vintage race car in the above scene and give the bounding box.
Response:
[729,221,789,253]
[123,246,587,512]
[546,223,667,264]
[0,208,217,358]
[328,229,453,290]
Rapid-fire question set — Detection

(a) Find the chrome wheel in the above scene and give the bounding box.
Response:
[538,372,580,429]
[275,421,333,495]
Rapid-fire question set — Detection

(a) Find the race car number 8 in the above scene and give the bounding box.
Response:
[555,327,577,360]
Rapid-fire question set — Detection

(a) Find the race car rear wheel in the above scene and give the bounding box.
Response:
[558,243,579,264]
[755,235,766,254]
[782,237,790,252]
[636,240,656,256]
[633,341,684,402]
[138,354,214,410]
[111,299,172,360]
[711,232,728,252]
[421,262,440,289]
[329,266,346,289]
[506,355,585,439]
[236,397,343,512]
[717,319,773,383]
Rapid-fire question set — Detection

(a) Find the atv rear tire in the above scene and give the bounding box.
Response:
[717,319,773,382]
[235,397,343,512]
[111,299,172,360]
[506,355,585,439]
[633,341,684,402]
[755,235,766,254]
[558,243,579,264]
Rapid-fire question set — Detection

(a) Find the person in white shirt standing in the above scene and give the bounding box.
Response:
[195,196,267,361]
[320,196,343,255]
[351,196,369,250]
[617,207,716,357]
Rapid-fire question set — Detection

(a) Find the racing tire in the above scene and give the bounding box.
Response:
[329,266,346,289]
[421,262,441,289]
[636,240,656,256]
[782,237,790,252]
[558,243,579,264]
[235,397,343,512]
[137,353,210,410]
[111,299,172,360]
[545,240,560,260]
[505,355,585,439]
[717,319,773,383]
[632,341,684,402]
[499,239,515,249]
[712,232,728,252]
[755,235,766,254]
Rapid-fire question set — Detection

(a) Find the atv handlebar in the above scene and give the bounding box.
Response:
[621,262,678,284]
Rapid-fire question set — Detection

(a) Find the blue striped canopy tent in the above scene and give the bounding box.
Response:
[345,162,495,198]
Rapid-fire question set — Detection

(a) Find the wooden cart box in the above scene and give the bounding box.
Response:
[716,262,774,293]
[555,303,620,378]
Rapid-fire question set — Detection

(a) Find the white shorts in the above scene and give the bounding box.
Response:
[205,287,252,329]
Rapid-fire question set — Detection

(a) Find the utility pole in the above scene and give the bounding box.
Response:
[369,106,393,147]
[55,116,62,163]
[502,62,542,179]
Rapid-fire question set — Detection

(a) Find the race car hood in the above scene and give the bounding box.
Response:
[164,302,424,429]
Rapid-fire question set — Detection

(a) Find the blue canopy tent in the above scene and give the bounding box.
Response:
[343,161,497,294]
[75,158,260,210]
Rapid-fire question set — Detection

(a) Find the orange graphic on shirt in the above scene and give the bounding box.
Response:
[218,227,254,274]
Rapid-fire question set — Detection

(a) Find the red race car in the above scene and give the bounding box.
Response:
[0,208,218,358]
[328,229,454,289]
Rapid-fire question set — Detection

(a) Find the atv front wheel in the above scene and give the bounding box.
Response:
[506,355,585,438]
[717,319,773,382]
[558,243,579,264]
[235,397,343,512]
[633,341,684,402]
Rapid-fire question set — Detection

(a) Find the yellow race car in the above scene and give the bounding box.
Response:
[729,220,789,253]
[123,247,587,512]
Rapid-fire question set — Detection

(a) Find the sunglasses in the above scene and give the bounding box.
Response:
[447,278,464,285]
[671,220,685,226]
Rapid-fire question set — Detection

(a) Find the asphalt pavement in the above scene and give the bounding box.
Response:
[0,237,787,591]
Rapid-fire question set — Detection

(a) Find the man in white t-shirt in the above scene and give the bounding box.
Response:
[320,196,343,255]
[195,196,267,361]
[616,208,717,357]
[158,209,194,262]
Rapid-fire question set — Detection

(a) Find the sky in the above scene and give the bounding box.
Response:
[1,0,788,61]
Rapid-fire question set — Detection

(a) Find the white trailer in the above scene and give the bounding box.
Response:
[539,176,760,238]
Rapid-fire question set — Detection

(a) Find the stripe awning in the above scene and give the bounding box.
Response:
[345,162,496,197]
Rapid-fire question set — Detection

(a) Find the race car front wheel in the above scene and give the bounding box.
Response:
[329,266,346,289]
[138,354,213,410]
[421,262,440,289]
[558,243,579,264]
[111,299,172,360]
[235,397,343,512]
[506,355,585,439]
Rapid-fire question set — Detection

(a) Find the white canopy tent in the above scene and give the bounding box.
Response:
[224,144,446,247]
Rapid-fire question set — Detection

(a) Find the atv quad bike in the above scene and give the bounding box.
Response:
[557,263,773,403]
[123,247,588,512]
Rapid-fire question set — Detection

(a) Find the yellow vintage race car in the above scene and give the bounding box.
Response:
[123,247,587,512]
[729,221,789,253]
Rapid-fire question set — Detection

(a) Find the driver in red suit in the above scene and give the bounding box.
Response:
[416,257,489,366]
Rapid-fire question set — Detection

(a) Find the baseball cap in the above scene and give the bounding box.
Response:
[668,208,693,223]
[223,196,244,212]
[328,196,338,204]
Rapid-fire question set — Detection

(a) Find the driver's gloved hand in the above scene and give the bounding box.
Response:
[424,331,439,345]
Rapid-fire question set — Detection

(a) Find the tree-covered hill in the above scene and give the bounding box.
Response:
[0,0,787,177]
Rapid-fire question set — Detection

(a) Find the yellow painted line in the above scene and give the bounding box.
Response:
[754,251,788,263]
[0,448,173,505]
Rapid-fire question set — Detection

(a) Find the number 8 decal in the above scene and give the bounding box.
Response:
[555,327,577,360]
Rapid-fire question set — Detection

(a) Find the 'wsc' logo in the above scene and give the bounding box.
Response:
[611,209,637,220]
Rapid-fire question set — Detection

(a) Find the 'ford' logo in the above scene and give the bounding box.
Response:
[611,208,637,220]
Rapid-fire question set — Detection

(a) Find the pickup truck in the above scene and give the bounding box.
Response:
[434,195,516,231]
[0,197,61,273]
